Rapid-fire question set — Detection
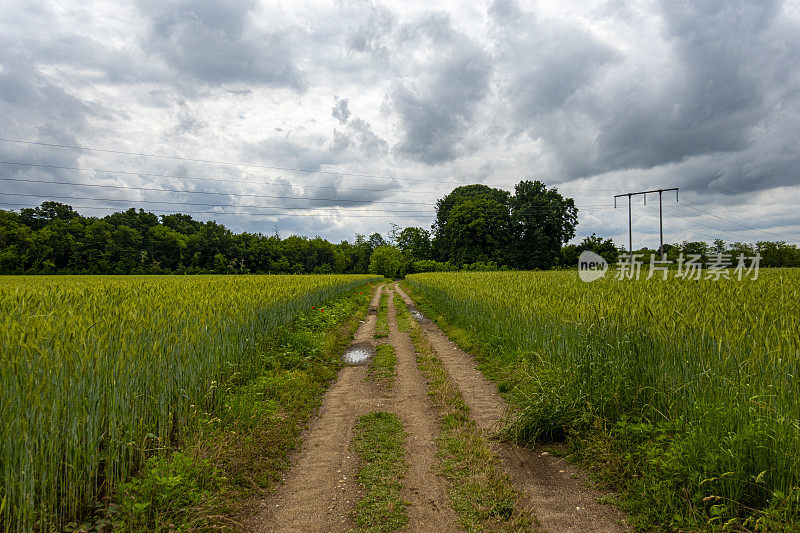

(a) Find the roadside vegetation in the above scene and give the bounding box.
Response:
[368,344,397,389]
[395,296,535,532]
[351,412,409,532]
[404,271,800,531]
[116,285,373,530]
[0,275,377,530]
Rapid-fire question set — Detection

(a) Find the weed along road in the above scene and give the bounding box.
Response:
[249,282,627,532]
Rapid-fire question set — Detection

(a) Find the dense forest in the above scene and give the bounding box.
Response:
[2,180,799,275]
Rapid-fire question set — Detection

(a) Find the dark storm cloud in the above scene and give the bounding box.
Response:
[490,0,620,118]
[594,0,800,194]
[1,0,799,242]
[390,13,492,165]
[138,0,308,91]
[591,0,779,173]
[0,53,106,197]
[491,0,800,195]
[0,65,96,145]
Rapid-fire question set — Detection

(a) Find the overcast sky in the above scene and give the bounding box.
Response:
[1,0,799,247]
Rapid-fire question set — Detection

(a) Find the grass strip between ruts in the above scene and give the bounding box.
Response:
[351,412,409,532]
[368,344,397,389]
[394,295,536,532]
[374,291,390,338]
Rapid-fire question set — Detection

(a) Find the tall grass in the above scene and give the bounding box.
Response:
[406,270,800,526]
[0,274,377,530]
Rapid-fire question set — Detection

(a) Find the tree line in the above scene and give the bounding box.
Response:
[0,202,387,274]
[1,180,798,275]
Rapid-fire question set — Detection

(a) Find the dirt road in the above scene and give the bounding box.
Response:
[247,283,627,532]
[394,284,627,533]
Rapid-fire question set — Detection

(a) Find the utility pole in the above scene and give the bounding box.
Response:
[614,187,678,260]
[628,194,632,260]
[659,191,664,259]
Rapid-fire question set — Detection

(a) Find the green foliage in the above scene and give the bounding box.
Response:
[655,240,800,268]
[510,180,578,270]
[0,274,378,530]
[113,285,372,530]
[115,453,225,531]
[433,184,511,267]
[562,233,619,267]
[460,261,499,271]
[396,227,432,261]
[757,241,800,267]
[392,294,412,333]
[431,181,578,270]
[409,259,457,273]
[0,203,380,274]
[351,412,409,532]
[369,245,408,278]
[444,195,512,266]
[405,270,800,530]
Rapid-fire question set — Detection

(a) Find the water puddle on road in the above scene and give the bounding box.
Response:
[343,342,374,364]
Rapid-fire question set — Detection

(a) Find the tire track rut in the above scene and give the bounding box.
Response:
[247,285,387,532]
[394,283,628,533]
[385,290,460,532]
[247,285,460,532]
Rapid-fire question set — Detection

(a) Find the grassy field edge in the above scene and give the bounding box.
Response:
[109,282,376,531]
[400,279,799,532]
[374,291,390,338]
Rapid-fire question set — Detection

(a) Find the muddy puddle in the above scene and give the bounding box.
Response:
[408,306,430,324]
[342,342,374,364]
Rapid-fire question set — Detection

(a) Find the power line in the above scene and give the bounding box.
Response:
[629,210,723,243]
[2,192,615,217]
[0,159,616,198]
[1,178,615,211]
[0,138,469,186]
[0,201,429,219]
[676,200,792,242]
[2,192,432,214]
[654,204,770,243]
[0,138,623,192]
[0,176,436,206]
[637,203,788,244]
[0,160,445,195]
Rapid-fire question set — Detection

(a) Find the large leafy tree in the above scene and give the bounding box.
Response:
[445,197,511,266]
[509,180,578,269]
[432,184,511,265]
